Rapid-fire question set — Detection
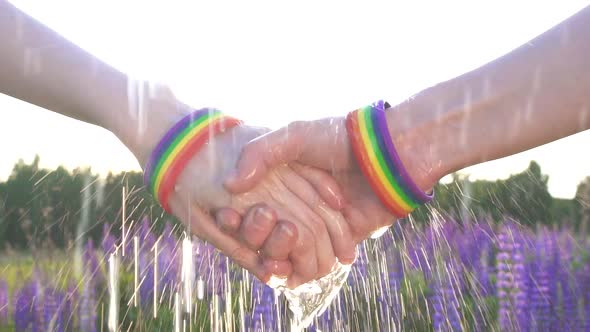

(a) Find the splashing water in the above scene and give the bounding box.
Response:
[107,252,120,332]
[265,223,386,330]
[268,262,352,331]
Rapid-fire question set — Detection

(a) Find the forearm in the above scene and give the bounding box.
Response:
[389,4,590,188]
[0,1,187,165]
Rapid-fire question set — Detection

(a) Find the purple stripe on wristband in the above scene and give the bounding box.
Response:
[373,101,433,203]
[370,103,418,206]
[143,108,210,187]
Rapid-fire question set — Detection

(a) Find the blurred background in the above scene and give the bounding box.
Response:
[2,1,590,331]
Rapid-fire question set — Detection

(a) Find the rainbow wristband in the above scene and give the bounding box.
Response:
[345,100,433,218]
[143,109,242,213]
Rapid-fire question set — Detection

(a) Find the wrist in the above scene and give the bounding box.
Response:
[382,97,445,194]
[140,107,253,211]
[106,85,192,168]
[385,79,505,190]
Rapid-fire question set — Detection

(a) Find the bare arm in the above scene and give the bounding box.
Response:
[224,4,590,249]
[0,1,352,284]
[0,0,185,165]
[390,4,590,189]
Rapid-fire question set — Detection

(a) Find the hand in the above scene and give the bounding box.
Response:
[156,122,355,287]
[224,117,437,245]
[119,85,353,287]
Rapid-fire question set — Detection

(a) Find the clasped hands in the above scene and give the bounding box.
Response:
[165,119,416,289]
[139,93,432,289]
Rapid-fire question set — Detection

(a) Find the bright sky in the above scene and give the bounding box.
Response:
[1,0,590,198]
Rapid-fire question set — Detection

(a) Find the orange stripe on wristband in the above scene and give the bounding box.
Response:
[355,109,413,214]
[153,112,225,196]
[346,111,407,218]
[158,116,241,212]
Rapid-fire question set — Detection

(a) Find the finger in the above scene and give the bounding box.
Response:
[260,221,298,260]
[239,204,278,251]
[167,193,269,282]
[263,201,320,285]
[277,167,353,266]
[224,123,307,194]
[268,171,337,278]
[288,228,319,286]
[263,259,293,278]
[215,208,242,234]
[290,162,344,210]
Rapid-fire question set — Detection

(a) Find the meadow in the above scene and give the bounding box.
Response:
[0,214,589,331]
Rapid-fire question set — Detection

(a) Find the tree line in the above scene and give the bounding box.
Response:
[0,156,588,251]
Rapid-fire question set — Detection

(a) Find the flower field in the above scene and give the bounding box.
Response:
[0,215,589,331]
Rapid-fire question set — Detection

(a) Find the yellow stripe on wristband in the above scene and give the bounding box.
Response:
[153,112,224,196]
[356,109,414,214]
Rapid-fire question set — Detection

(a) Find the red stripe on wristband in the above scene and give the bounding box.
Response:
[346,111,407,218]
[158,116,241,212]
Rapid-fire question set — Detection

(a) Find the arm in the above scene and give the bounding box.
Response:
[0,0,181,165]
[0,1,353,286]
[390,4,590,190]
[225,4,590,246]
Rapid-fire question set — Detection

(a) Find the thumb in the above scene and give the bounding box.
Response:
[224,123,306,193]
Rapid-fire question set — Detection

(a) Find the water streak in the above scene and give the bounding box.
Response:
[153,239,159,318]
[108,252,120,332]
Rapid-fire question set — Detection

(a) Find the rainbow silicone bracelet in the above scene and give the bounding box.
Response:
[345,100,432,217]
[143,109,242,212]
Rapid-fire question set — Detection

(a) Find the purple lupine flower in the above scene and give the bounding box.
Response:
[195,241,213,277]
[580,245,590,331]
[496,232,512,329]
[347,242,369,293]
[496,223,528,332]
[248,278,276,331]
[474,244,494,297]
[310,303,336,332]
[212,254,228,296]
[63,285,76,331]
[121,222,136,263]
[14,280,42,332]
[376,233,404,328]
[139,217,156,251]
[31,280,44,332]
[14,282,34,332]
[461,222,494,272]
[195,241,218,295]
[44,288,66,332]
[558,234,584,330]
[136,219,157,308]
[560,274,578,331]
[430,259,462,332]
[84,239,102,286]
[528,256,551,331]
[101,222,117,255]
[78,279,96,332]
[0,279,8,325]
[408,223,437,279]
[158,223,179,295]
[537,229,561,330]
[139,248,155,307]
[512,244,529,331]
